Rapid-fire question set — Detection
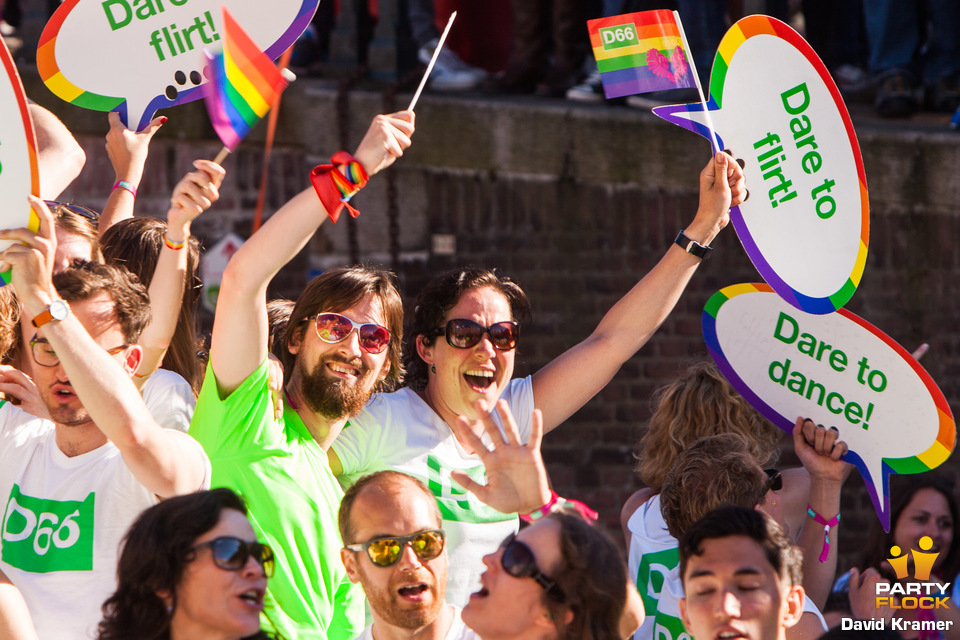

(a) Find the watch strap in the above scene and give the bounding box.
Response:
[31,299,69,328]
[675,230,713,260]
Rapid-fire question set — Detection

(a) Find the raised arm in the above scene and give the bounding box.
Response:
[0,197,206,497]
[135,160,224,385]
[792,417,851,610]
[30,103,85,200]
[210,111,414,394]
[532,152,745,432]
[99,111,166,233]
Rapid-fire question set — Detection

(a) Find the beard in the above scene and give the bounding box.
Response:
[358,565,445,631]
[298,354,376,420]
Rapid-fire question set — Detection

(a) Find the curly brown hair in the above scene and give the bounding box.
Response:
[659,433,767,538]
[53,261,150,344]
[636,361,780,492]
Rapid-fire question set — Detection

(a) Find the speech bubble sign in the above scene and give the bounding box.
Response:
[704,283,956,530]
[0,36,40,267]
[654,16,868,315]
[37,0,317,131]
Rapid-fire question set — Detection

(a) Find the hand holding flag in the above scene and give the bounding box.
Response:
[203,7,295,162]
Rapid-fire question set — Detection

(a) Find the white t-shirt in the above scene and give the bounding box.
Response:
[0,402,209,639]
[333,378,535,607]
[627,495,682,640]
[141,368,196,432]
[354,605,480,640]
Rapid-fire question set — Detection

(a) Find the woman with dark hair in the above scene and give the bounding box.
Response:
[831,474,960,639]
[97,488,275,640]
[462,512,628,640]
[331,153,746,605]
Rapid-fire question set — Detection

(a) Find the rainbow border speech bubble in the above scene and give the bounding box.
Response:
[37,0,316,130]
[655,15,869,315]
[0,35,40,285]
[703,283,955,530]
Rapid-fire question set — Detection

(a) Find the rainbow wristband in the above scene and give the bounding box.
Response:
[113,180,137,197]
[309,151,369,223]
[163,235,186,251]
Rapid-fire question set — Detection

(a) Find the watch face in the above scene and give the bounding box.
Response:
[50,300,69,321]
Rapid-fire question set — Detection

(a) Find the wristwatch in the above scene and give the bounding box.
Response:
[675,230,713,260]
[32,299,70,328]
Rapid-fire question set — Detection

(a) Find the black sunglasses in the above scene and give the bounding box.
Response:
[345,529,446,567]
[44,200,101,223]
[762,468,783,495]
[431,319,520,351]
[191,536,275,577]
[499,532,565,601]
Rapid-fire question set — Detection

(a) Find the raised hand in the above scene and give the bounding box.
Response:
[449,399,552,515]
[352,111,415,177]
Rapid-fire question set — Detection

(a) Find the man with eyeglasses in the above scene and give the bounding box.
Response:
[189,110,415,640]
[338,471,479,640]
[0,199,209,639]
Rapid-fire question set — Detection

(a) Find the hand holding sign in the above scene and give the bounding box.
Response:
[654,16,868,315]
[704,284,955,530]
[38,0,317,130]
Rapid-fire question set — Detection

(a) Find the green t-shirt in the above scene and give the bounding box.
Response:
[189,360,363,640]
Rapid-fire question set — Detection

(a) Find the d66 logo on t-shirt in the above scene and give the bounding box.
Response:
[1,485,94,573]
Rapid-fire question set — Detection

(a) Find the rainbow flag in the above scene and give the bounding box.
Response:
[204,7,290,151]
[587,10,696,99]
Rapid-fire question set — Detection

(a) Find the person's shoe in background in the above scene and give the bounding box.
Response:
[875,72,919,118]
[418,38,486,92]
[566,68,605,103]
[927,73,960,113]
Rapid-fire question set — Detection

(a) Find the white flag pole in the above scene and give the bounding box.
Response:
[673,10,721,153]
[408,11,458,112]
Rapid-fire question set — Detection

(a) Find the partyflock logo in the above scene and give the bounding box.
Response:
[843,536,954,633]
[874,536,950,610]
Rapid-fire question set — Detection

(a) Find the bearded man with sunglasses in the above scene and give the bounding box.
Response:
[189,110,414,640]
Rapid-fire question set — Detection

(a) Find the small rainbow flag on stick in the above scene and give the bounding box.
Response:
[204,7,295,162]
[587,10,696,99]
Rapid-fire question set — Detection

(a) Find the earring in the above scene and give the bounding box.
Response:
[431,365,437,374]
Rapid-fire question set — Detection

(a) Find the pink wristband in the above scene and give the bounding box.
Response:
[113,180,137,197]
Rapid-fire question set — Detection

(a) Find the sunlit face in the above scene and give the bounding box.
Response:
[419,287,515,423]
[680,535,801,640]
[341,479,447,632]
[170,509,267,640]
[894,488,954,573]
[53,228,93,273]
[462,519,561,639]
[31,293,134,428]
[288,296,391,420]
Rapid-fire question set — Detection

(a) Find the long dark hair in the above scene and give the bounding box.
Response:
[97,488,272,640]
[859,474,960,582]
[99,217,205,394]
[544,512,627,640]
